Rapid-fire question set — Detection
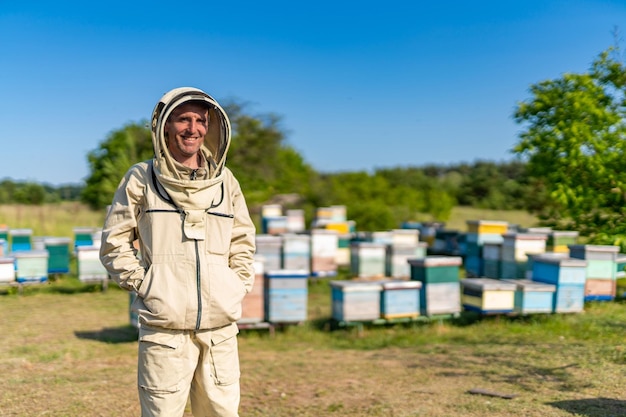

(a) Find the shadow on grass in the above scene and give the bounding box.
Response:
[547,398,626,416]
[75,325,138,344]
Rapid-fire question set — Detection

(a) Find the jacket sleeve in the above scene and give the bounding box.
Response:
[228,173,256,293]
[99,165,147,292]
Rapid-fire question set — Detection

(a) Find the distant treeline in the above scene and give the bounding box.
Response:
[0,159,536,227]
[0,179,83,205]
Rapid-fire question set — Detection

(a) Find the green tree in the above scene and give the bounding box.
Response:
[81,122,154,209]
[513,48,626,236]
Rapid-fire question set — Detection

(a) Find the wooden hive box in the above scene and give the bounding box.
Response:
[335,233,352,267]
[420,281,461,316]
[350,242,387,279]
[532,255,586,313]
[466,220,509,235]
[310,229,338,278]
[0,238,6,257]
[10,228,33,252]
[44,237,71,274]
[569,244,619,280]
[461,278,516,314]
[240,256,265,324]
[286,209,306,233]
[255,234,283,272]
[73,227,95,249]
[547,231,578,253]
[408,256,462,284]
[282,233,311,272]
[14,250,48,283]
[330,280,383,322]
[76,245,108,282]
[584,278,615,302]
[386,242,427,280]
[0,257,15,283]
[264,269,308,323]
[502,279,556,314]
[263,215,288,236]
[482,242,502,279]
[616,254,626,279]
[380,280,422,319]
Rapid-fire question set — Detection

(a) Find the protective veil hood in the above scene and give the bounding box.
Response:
[150,87,232,238]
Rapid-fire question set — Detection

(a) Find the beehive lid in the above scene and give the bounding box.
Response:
[533,255,587,267]
[265,269,309,278]
[329,280,383,291]
[44,237,72,245]
[408,255,463,267]
[381,280,422,290]
[461,278,517,291]
[568,244,619,253]
[0,257,15,264]
[13,250,49,258]
[502,232,548,241]
[501,279,556,292]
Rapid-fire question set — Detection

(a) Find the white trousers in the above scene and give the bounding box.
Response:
[137,324,240,417]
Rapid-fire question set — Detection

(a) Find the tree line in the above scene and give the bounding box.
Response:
[3,45,625,244]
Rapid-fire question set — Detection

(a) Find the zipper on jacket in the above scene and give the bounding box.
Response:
[207,211,234,219]
[190,169,198,180]
[194,239,202,330]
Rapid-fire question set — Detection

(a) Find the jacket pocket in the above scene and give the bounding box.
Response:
[138,327,186,393]
[206,212,234,255]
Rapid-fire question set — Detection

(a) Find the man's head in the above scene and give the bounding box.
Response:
[164,102,209,168]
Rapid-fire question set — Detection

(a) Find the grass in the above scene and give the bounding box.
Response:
[1,272,625,417]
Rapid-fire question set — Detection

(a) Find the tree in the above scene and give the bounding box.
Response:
[513,48,626,237]
[81,122,154,209]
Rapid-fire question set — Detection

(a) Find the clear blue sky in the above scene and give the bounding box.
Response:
[1,1,625,185]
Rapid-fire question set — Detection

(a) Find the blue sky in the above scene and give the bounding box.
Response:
[1,1,625,185]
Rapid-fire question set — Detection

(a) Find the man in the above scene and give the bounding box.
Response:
[100,87,256,417]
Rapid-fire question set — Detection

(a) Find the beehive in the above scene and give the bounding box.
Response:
[330,280,383,322]
[0,257,15,283]
[264,270,308,323]
[461,278,516,314]
[386,242,427,279]
[547,231,578,253]
[310,229,338,277]
[569,244,619,302]
[482,242,502,278]
[380,280,422,319]
[409,256,462,316]
[76,245,108,282]
[73,227,95,249]
[532,255,587,313]
[240,256,265,324]
[286,209,306,233]
[10,229,33,252]
[350,242,387,279]
[500,233,547,279]
[502,279,556,314]
[44,237,71,274]
[255,235,283,272]
[282,234,311,272]
[14,250,49,283]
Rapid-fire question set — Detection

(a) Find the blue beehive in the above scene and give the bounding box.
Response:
[380,280,422,319]
[330,280,383,322]
[264,269,308,323]
[10,229,33,252]
[532,255,587,313]
[502,279,556,314]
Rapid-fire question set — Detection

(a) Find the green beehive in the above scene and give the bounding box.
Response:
[44,237,71,274]
[409,256,462,283]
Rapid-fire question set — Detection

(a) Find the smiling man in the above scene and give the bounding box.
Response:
[100,87,256,417]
